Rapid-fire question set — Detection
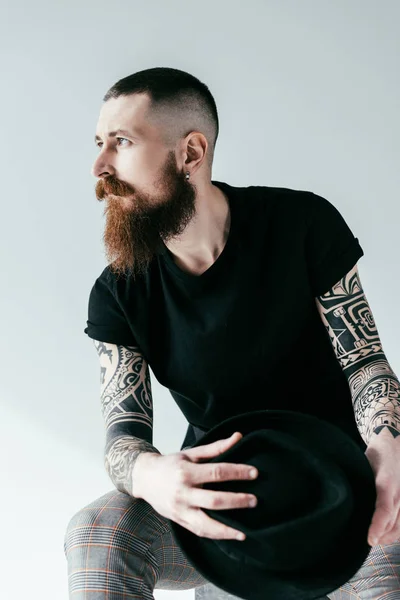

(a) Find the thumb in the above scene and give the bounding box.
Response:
[185,431,243,462]
[368,492,393,546]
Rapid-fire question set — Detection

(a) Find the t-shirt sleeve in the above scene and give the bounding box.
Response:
[305,192,364,297]
[84,270,137,346]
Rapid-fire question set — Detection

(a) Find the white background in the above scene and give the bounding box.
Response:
[1,1,399,598]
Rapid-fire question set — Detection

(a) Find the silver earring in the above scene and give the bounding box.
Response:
[185,172,190,180]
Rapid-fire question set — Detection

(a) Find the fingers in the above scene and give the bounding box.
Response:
[368,484,396,546]
[187,487,258,511]
[385,503,400,541]
[369,501,400,546]
[178,460,258,488]
[183,507,247,541]
[186,432,243,462]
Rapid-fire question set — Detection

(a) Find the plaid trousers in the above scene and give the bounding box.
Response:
[64,488,400,599]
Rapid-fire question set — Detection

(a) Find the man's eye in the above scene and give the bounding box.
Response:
[96,138,130,149]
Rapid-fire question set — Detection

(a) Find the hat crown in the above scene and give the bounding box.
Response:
[203,429,354,571]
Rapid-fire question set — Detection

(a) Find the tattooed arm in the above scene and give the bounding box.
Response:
[93,339,162,497]
[315,264,400,446]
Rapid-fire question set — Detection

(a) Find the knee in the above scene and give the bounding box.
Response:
[63,489,142,559]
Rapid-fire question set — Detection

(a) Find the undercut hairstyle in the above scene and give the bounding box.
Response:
[103,67,219,170]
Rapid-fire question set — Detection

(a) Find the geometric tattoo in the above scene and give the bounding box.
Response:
[316,265,400,443]
[93,340,161,496]
[348,360,400,443]
[95,341,153,436]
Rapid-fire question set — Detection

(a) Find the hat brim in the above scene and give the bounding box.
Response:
[169,409,376,600]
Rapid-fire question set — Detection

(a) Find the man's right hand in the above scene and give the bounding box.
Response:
[135,432,259,541]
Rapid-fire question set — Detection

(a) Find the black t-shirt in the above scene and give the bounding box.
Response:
[84,180,366,452]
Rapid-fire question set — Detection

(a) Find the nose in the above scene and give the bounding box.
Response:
[91,153,115,178]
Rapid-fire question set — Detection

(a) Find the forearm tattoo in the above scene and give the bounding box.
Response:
[104,436,160,497]
[317,267,400,444]
[93,340,161,496]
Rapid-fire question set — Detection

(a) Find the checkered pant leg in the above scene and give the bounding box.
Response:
[63,489,209,599]
[327,537,400,599]
[64,489,400,599]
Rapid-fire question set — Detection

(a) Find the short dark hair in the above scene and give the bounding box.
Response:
[103,67,219,170]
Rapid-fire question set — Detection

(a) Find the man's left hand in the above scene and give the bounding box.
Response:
[364,430,400,547]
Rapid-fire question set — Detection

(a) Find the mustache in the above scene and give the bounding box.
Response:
[95,175,134,200]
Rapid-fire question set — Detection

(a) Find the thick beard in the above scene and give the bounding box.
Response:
[95,152,197,280]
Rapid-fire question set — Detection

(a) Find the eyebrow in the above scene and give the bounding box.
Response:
[94,128,142,144]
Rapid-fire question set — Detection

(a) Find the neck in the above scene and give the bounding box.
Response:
[164,181,231,273]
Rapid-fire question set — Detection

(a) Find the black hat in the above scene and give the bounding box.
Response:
[169,410,376,600]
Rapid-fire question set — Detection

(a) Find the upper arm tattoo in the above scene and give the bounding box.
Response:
[315,265,400,441]
[316,266,385,376]
[94,341,153,442]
